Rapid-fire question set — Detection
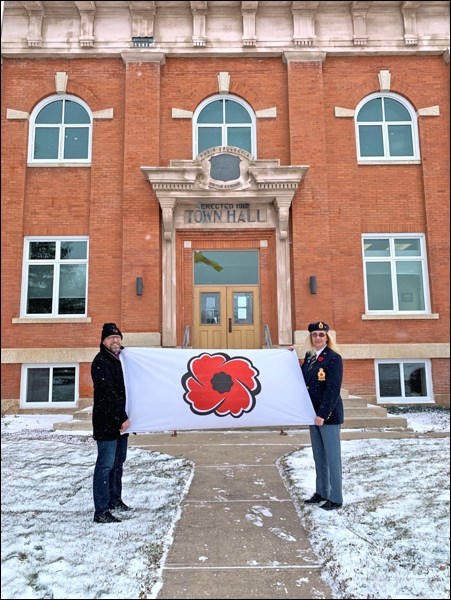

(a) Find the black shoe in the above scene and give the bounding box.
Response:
[319,500,342,511]
[93,511,122,523]
[304,493,326,504]
[110,499,132,512]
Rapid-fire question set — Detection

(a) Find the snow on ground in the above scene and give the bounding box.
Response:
[1,408,450,599]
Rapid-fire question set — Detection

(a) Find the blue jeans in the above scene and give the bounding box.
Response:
[93,435,128,516]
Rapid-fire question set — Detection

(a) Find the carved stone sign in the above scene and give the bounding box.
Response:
[185,203,267,224]
[209,154,241,182]
[197,146,252,190]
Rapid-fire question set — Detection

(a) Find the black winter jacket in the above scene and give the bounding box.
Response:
[301,347,344,425]
[91,344,128,441]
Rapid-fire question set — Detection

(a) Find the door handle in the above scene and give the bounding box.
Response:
[228,318,232,333]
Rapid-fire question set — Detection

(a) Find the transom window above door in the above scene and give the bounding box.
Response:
[193,95,256,158]
[194,250,259,285]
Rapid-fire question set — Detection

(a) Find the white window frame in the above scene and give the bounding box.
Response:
[28,95,93,165]
[375,359,434,405]
[21,236,89,318]
[193,94,257,158]
[20,363,79,408]
[355,92,420,163]
[362,233,431,315]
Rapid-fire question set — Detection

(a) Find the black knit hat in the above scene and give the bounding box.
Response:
[308,321,330,333]
[101,322,123,342]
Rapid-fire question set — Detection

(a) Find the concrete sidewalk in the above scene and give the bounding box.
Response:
[129,428,449,599]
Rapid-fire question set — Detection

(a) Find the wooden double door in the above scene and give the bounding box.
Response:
[193,285,261,349]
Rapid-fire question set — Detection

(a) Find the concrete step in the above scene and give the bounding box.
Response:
[52,414,408,432]
[345,405,388,418]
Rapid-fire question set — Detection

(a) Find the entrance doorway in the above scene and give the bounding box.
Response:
[192,250,261,349]
[194,285,261,348]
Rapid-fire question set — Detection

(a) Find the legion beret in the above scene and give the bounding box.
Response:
[308,321,330,333]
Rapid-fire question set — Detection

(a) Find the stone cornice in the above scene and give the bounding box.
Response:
[2,1,449,58]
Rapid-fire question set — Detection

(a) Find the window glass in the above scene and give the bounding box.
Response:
[388,125,413,156]
[396,262,425,311]
[58,264,86,314]
[378,363,402,397]
[52,368,76,402]
[233,292,253,324]
[358,126,384,157]
[200,292,220,324]
[194,251,258,285]
[394,239,421,257]
[225,100,251,123]
[363,235,428,314]
[34,128,59,160]
[377,361,430,402]
[357,98,382,122]
[198,127,222,154]
[27,265,54,314]
[23,238,88,317]
[24,367,77,405]
[26,368,50,403]
[194,96,255,157]
[228,127,252,153]
[366,262,393,310]
[30,96,92,163]
[29,241,56,260]
[61,241,87,260]
[64,100,90,124]
[356,94,417,161]
[63,128,89,159]
[404,363,427,397]
[198,101,223,123]
[363,238,390,258]
[35,100,63,124]
[384,98,411,121]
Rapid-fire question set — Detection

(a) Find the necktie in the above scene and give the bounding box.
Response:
[308,354,317,371]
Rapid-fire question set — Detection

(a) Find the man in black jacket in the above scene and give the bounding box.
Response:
[91,323,131,523]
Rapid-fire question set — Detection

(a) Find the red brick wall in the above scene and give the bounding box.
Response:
[1,53,449,406]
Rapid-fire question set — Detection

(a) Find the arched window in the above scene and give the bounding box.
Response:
[193,95,256,158]
[355,93,419,162]
[28,95,92,164]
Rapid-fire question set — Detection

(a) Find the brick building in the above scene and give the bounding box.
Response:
[1,1,449,414]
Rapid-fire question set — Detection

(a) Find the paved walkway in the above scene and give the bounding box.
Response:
[129,428,449,600]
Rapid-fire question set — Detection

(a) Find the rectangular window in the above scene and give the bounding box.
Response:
[362,235,429,314]
[22,237,88,317]
[375,360,432,404]
[21,365,78,407]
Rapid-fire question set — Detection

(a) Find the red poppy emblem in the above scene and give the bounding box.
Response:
[317,356,324,362]
[182,352,261,417]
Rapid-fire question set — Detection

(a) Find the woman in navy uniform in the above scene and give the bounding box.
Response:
[301,321,344,511]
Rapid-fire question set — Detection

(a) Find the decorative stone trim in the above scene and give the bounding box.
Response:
[142,149,308,347]
[256,107,277,118]
[378,69,391,92]
[351,1,370,46]
[172,108,194,119]
[55,71,68,93]
[92,108,114,119]
[334,107,355,118]
[292,1,319,47]
[6,109,29,120]
[417,105,440,117]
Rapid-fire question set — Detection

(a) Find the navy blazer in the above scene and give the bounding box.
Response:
[301,347,344,425]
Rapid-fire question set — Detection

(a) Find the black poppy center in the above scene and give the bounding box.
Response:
[211,371,234,394]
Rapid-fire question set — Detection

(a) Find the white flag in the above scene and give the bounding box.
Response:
[120,347,315,433]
